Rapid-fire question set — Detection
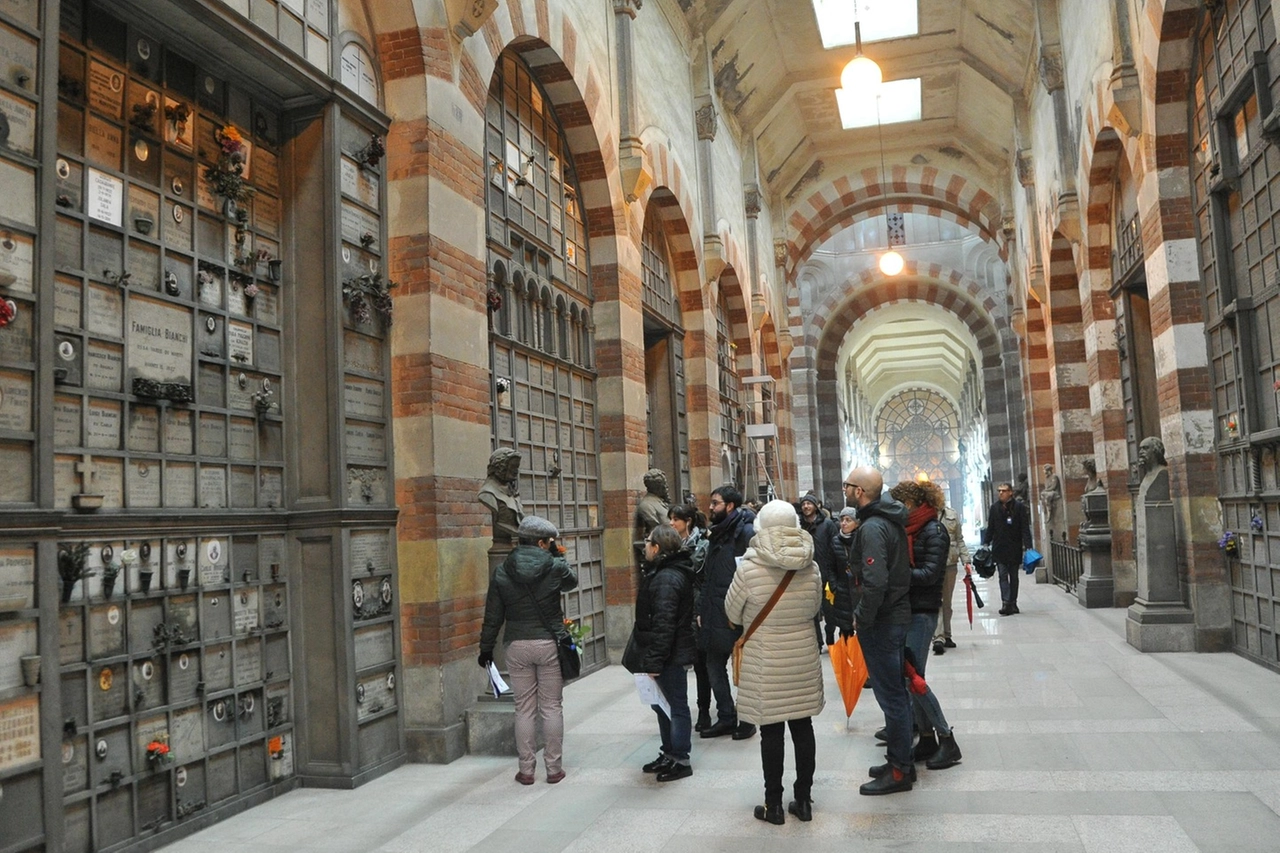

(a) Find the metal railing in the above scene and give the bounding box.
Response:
[1048,531,1084,594]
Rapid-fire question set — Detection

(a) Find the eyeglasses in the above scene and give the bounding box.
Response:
[709,499,726,508]
[844,482,859,490]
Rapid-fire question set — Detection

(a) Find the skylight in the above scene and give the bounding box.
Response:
[812,0,919,50]
[836,78,922,129]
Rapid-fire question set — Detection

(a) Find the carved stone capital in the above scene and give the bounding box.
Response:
[1106,63,1143,137]
[1038,46,1064,92]
[703,235,726,284]
[744,185,761,218]
[1016,148,1034,188]
[773,238,788,268]
[695,102,717,141]
[613,0,643,18]
[619,138,653,204]
[446,0,499,40]
[1053,190,1082,245]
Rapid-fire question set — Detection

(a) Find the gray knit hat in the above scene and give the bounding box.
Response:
[839,507,859,521]
[517,515,558,540]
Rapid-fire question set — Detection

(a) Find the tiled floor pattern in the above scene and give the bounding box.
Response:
[160,578,1280,852]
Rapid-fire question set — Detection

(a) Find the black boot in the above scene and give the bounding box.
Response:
[694,709,711,732]
[874,727,888,742]
[926,733,962,769]
[732,721,757,740]
[932,639,946,655]
[868,761,917,781]
[753,803,784,825]
[859,766,914,795]
[787,800,812,822]
[700,719,736,738]
[913,732,940,763]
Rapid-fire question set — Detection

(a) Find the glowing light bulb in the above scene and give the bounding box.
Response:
[841,55,882,93]
[879,250,904,276]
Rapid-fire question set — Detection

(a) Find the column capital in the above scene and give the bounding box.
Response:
[696,102,718,141]
[613,0,643,18]
[744,185,761,218]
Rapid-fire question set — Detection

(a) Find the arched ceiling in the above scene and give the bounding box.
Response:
[680,0,1036,205]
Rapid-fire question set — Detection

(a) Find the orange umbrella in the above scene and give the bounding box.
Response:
[827,633,869,717]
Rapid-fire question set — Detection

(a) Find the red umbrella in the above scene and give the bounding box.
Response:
[962,564,984,627]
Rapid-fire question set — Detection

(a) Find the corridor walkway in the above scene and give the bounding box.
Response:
[161,578,1280,852]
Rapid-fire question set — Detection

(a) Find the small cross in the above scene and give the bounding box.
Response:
[75,454,96,493]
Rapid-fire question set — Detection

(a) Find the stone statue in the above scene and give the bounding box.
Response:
[635,468,670,541]
[1138,436,1166,474]
[1082,458,1102,493]
[1039,463,1066,539]
[1128,433,1193,650]
[1013,472,1030,504]
[479,448,524,544]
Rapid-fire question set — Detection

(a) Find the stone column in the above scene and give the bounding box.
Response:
[614,0,651,202]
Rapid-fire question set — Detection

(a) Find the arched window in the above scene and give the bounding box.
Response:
[716,288,745,490]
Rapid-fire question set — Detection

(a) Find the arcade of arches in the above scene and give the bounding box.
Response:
[2,0,1280,849]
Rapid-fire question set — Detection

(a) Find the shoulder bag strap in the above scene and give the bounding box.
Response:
[741,570,797,645]
[520,580,563,639]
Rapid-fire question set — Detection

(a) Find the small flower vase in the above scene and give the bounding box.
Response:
[60,579,76,604]
[139,570,154,594]
[20,654,40,687]
[178,568,191,591]
[101,574,117,599]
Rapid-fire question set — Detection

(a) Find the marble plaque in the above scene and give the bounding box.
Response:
[96,457,124,508]
[340,202,379,246]
[54,277,82,328]
[59,608,83,664]
[86,229,122,279]
[229,466,255,507]
[233,589,259,635]
[234,637,261,684]
[131,659,164,709]
[226,279,246,316]
[254,194,280,236]
[255,148,278,194]
[53,454,76,508]
[199,364,224,406]
[228,419,255,460]
[198,415,225,457]
[54,397,81,448]
[127,405,160,452]
[262,586,286,630]
[0,441,32,502]
[63,736,88,794]
[0,160,33,229]
[345,422,386,463]
[199,538,227,587]
[87,283,123,337]
[0,228,34,292]
[255,285,278,324]
[356,671,393,721]
[340,159,379,208]
[87,60,124,117]
[204,643,231,691]
[0,89,36,156]
[256,330,280,372]
[0,369,32,432]
[196,170,217,211]
[346,466,387,505]
[258,469,282,508]
[85,341,123,391]
[170,704,203,765]
[88,604,124,659]
[134,715,167,768]
[343,377,384,420]
[126,459,160,507]
[126,241,160,292]
[127,185,158,233]
[85,398,121,449]
[164,462,196,507]
[86,116,122,172]
[169,652,200,706]
[227,372,254,411]
[198,268,222,307]
[0,299,31,362]
[0,545,33,611]
[164,408,193,454]
[199,466,226,508]
[55,216,81,271]
[128,295,192,382]
[168,594,198,638]
[163,203,192,253]
[0,621,35,691]
[56,157,83,212]
[354,625,394,670]
[0,696,39,772]
[344,331,382,374]
[227,321,253,364]
[350,531,388,573]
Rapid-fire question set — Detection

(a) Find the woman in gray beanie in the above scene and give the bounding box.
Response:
[479,515,578,784]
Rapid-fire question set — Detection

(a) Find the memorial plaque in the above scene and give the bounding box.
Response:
[227,418,255,460]
[0,369,32,432]
[55,276,82,328]
[233,588,259,635]
[126,240,160,292]
[88,604,125,658]
[56,156,83,211]
[257,330,280,372]
[199,465,226,508]
[85,398,121,449]
[234,637,261,684]
[127,405,160,451]
[196,169,217,211]
[354,624,394,670]
[126,459,160,507]
[87,60,124,117]
[198,312,223,358]
[163,202,192,252]
[53,454,76,508]
[164,97,193,151]
[254,284,278,324]
[128,295,193,382]
[339,157,379,207]
[356,671,393,721]
[134,715,167,767]
[87,283,123,337]
[61,671,87,733]
[163,409,193,455]
[198,414,225,457]
[55,216,81,271]
[258,468,283,508]
[255,147,278,194]
[350,530,388,573]
[0,441,31,503]
[0,294,31,362]
[0,89,36,157]
[262,585,286,630]
[164,462,195,507]
[198,268,222,307]
[344,331,382,374]
[345,422,386,463]
[340,201,379,246]
[0,545,34,611]
[0,621,35,691]
[87,228,122,279]
[127,185,158,233]
[86,116,122,171]
[92,663,126,721]
[131,658,164,709]
[85,341,123,391]
[230,466,255,507]
[0,228,34,292]
[0,696,39,772]
[343,377,384,420]
[0,159,34,226]
[169,650,201,705]
[227,371,254,411]
[226,279,246,316]
[198,537,227,587]
[204,643,231,690]
[170,704,203,764]
[168,594,198,638]
[63,736,88,794]
[59,608,84,663]
[199,363,224,407]
[234,537,258,578]
[138,776,169,828]
[227,320,253,364]
[255,193,280,236]
[346,466,387,505]
[96,456,124,508]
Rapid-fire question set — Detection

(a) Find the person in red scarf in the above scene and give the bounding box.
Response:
[881,481,962,771]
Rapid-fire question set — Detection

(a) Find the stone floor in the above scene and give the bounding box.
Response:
[160,577,1280,852]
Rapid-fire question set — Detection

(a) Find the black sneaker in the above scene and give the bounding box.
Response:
[932,639,946,656]
[943,637,956,648]
[732,721,757,740]
[642,754,672,774]
[655,762,692,782]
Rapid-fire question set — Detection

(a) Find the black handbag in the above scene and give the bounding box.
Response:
[972,545,996,579]
[522,581,581,681]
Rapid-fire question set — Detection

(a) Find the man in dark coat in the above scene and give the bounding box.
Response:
[983,481,1033,615]
[843,466,914,796]
[799,491,839,646]
[698,484,757,740]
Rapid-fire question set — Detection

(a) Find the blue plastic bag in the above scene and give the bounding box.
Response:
[1023,548,1043,573]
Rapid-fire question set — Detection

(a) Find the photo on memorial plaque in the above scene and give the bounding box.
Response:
[164,97,193,151]
[0,229,33,292]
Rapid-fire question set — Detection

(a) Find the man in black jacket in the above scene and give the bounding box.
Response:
[799,491,838,647]
[983,482,1033,615]
[698,484,757,740]
[844,466,914,795]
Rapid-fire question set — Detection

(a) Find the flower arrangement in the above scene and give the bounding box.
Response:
[164,101,191,135]
[341,272,396,325]
[1218,530,1239,554]
[1226,414,1239,435]
[205,125,255,206]
[563,618,591,655]
[250,383,276,416]
[146,738,171,766]
[0,299,14,328]
[57,543,94,603]
[486,288,503,313]
[1252,512,1265,533]
[355,134,385,170]
[244,282,260,299]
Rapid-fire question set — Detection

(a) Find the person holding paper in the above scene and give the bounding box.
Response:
[622,523,697,782]
[724,500,824,825]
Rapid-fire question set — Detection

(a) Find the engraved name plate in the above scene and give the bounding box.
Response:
[255,148,278,194]
[87,604,124,658]
[0,90,36,156]
[229,466,254,507]
[225,280,246,316]
[356,672,393,721]
[198,466,226,508]
[350,530,388,573]
[254,194,279,236]
[126,459,160,507]
[58,608,84,664]
[54,397,81,448]
[0,545,34,611]
[0,695,40,772]
[87,60,124,117]
[0,369,32,432]
[354,625,394,670]
[86,116,122,171]
[198,268,221,307]
[95,457,124,508]
[255,285,278,325]
[0,228,35,292]
[164,462,195,507]
[54,277,82,328]
[234,637,261,684]
[227,321,253,364]
[165,408,193,455]
[343,377,384,420]
[86,283,123,337]
[227,419,255,460]
[128,295,193,382]
[258,469,282,508]
[343,331,382,374]
[127,405,159,452]
[344,421,385,463]
[339,202,379,246]
[197,414,225,457]
[168,652,201,708]
[53,454,76,509]
[85,341,123,391]
[170,704,203,764]
[198,538,226,587]
[232,589,259,635]
[85,398,121,449]
[63,736,88,794]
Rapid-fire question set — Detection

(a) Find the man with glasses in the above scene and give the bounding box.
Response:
[697,484,757,740]
[843,467,915,795]
[983,482,1033,615]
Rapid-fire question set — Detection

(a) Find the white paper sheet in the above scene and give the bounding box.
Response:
[488,662,510,698]
[635,674,671,719]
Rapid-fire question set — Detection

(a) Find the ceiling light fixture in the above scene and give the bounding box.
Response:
[873,94,905,277]
[839,2,881,92]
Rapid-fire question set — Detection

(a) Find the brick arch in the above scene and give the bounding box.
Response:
[639,183,703,317]
[759,315,782,380]
[717,266,754,362]
[639,139,699,257]
[783,166,1006,278]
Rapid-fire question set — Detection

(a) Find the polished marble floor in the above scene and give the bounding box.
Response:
[160,577,1280,852]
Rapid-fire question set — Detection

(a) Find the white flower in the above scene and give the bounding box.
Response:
[120,549,139,565]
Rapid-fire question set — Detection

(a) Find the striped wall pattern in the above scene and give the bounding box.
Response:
[1044,235,1092,537]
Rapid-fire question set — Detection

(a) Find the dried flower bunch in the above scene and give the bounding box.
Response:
[205,125,255,206]
[341,273,396,325]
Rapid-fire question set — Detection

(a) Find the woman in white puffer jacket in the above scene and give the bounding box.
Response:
[725,499,825,826]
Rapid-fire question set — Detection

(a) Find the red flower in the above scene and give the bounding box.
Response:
[0,300,14,328]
